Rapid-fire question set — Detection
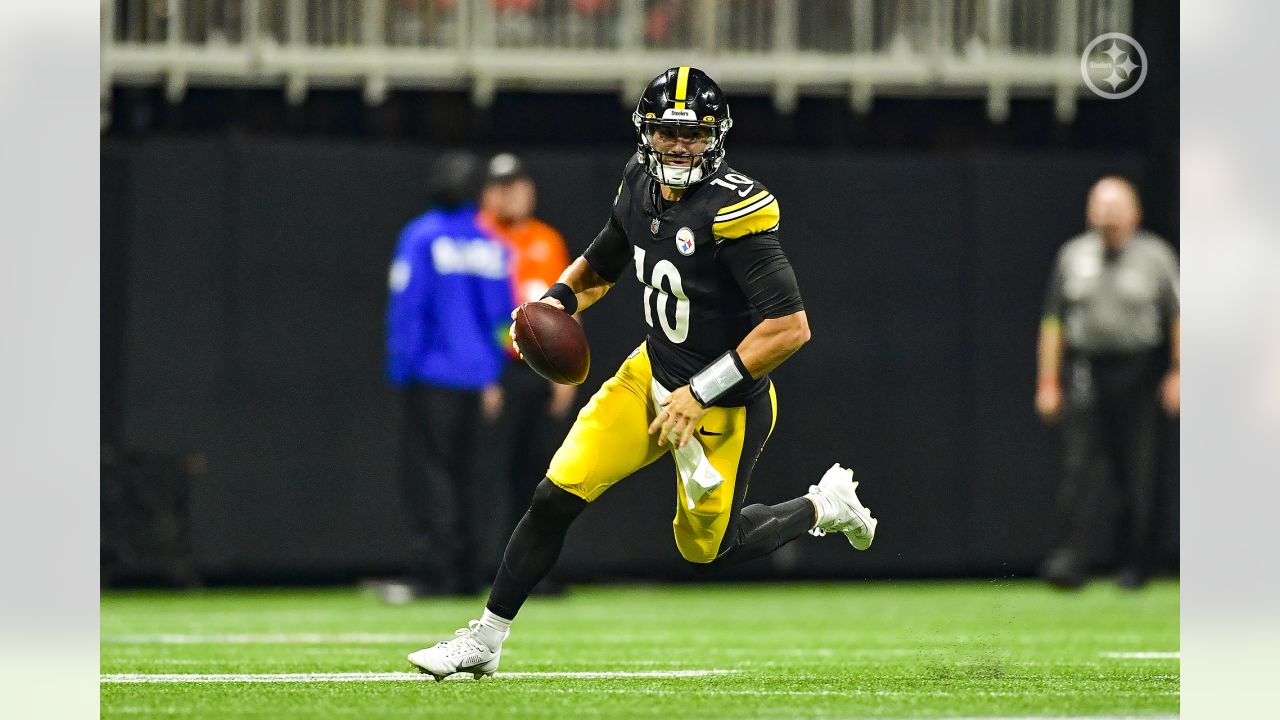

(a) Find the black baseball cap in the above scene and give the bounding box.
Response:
[485,153,529,185]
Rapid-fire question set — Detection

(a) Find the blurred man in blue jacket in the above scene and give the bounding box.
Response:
[386,151,514,599]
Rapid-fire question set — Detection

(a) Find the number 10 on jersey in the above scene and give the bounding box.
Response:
[634,246,690,344]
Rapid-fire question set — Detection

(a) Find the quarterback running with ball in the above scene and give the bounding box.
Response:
[408,67,879,679]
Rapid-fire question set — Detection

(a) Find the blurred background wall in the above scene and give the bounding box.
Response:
[100,0,1178,584]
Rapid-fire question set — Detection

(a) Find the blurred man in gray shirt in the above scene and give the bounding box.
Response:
[1036,176,1180,590]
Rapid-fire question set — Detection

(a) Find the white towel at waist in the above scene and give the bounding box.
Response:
[651,379,724,510]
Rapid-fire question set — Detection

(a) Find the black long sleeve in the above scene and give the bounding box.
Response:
[581,214,632,283]
[717,232,804,318]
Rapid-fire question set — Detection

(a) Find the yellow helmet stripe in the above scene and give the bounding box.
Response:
[674,66,691,110]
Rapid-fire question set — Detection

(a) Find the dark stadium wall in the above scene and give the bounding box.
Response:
[101,138,1177,582]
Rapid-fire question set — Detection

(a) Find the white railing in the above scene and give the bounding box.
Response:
[101,0,1132,127]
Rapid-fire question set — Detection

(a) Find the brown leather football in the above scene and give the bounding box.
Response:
[512,301,590,386]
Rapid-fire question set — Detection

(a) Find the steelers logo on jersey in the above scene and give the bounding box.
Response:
[676,227,696,256]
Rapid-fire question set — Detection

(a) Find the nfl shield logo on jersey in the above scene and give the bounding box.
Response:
[676,227,696,256]
[650,217,661,235]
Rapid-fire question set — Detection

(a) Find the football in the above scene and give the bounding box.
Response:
[512,301,590,385]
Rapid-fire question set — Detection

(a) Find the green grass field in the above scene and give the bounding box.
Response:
[101,580,1178,718]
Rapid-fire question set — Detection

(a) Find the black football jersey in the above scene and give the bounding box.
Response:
[583,157,804,406]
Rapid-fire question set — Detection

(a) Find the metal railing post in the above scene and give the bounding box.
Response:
[773,0,798,113]
[165,0,187,102]
[1115,0,1133,34]
[362,0,388,104]
[1060,0,1080,54]
[102,0,115,130]
[934,0,953,64]
[618,0,644,106]
[850,0,875,114]
[457,0,473,55]
[618,0,641,52]
[1055,0,1080,122]
[986,0,1010,122]
[471,0,497,107]
[285,0,308,104]
[698,0,717,55]
[244,0,262,73]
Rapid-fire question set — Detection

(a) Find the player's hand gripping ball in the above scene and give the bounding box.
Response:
[511,301,590,385]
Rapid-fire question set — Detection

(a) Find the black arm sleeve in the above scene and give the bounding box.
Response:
[581,214,631,283]
[717,232,805,319]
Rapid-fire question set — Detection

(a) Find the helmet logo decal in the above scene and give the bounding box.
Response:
[676,227,696,256]
[650,217,661,235]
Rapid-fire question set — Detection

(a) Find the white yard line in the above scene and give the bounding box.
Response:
[100,635,999,658]
[102,633,445,645]
[543,688,1178,699]
[1100,651,1180,659]
[100,669,739,684]
[102,635,924,659]
[99,669,1177,699]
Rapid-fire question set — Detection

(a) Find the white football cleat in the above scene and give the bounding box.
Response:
[808,463,878,550]
[407,621,504,681]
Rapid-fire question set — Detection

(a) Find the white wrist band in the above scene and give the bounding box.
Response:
[689,351,750,406]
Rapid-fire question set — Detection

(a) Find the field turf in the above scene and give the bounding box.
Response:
[101,580,1178,718]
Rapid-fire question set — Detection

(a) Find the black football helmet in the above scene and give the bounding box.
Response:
[632,67,733,188]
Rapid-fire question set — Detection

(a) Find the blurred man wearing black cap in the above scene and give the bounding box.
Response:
[383,151,513,600]
[477,154,576,585]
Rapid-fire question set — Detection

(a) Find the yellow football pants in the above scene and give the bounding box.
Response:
[546,344,777,563]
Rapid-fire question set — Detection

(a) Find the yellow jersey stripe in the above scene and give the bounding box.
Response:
[712,198,781,239]
[674,66,690,110]
[714,193,775,223]
[716,189,771,216]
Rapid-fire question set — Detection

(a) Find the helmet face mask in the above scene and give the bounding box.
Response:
[633,113,730,188]
[633,67,733,189]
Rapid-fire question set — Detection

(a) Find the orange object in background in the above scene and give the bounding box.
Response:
[480,211,569,306]
[480,210,571,358]
[480,152,573,355]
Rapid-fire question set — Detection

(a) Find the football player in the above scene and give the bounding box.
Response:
[408,67,879,680]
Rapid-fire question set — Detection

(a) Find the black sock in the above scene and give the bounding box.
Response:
[485,478,586,619]
[713,498,816,565]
